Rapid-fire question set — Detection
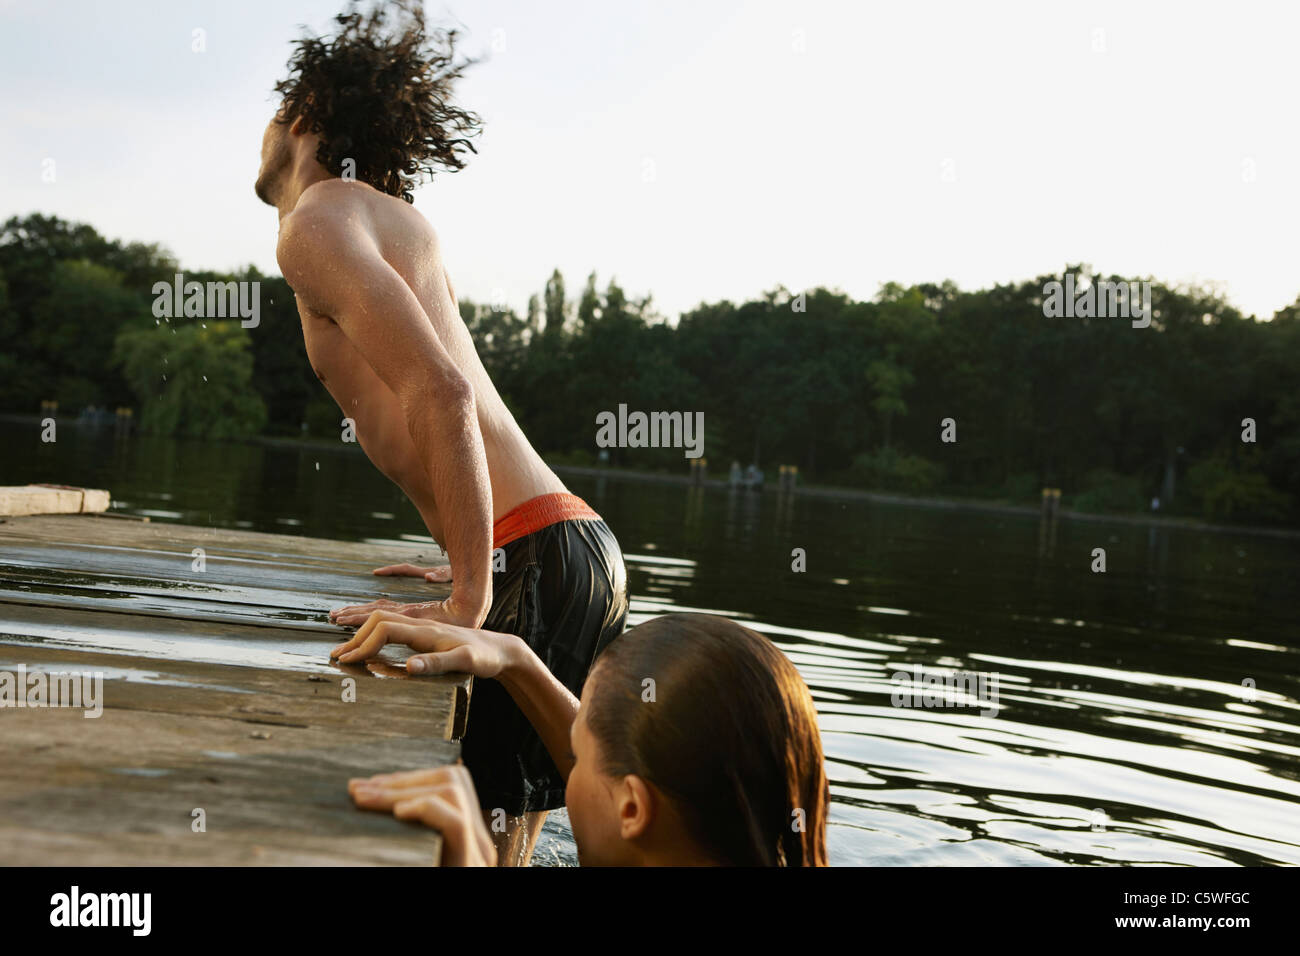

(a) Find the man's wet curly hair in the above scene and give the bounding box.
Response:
[272,0,482,203]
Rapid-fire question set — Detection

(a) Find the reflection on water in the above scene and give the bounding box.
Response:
[7,423,1300,866]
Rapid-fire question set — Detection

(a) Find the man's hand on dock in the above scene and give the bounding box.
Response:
[329,592,478,629]
[330,609,518,678]
[349,765,496,867]
[371,563,452,582]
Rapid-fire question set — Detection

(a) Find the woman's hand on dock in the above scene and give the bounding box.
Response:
[330,609,519,678]
[371,563,453,583]
[349,765,495,867]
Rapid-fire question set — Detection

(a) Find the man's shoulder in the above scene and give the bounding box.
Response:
[276,187,366,281]
[282,180,434,256]
[273,192,368,310]
[281,183,362,241]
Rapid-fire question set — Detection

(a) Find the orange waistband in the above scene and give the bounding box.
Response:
[492,492,600,550]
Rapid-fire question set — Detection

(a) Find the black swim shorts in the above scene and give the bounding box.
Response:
[460,493,628,816]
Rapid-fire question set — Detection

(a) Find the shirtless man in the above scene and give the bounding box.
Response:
[253,2,627,866]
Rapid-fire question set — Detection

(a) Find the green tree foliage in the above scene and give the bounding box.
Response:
[1070,469,1145,514]
[114,320,267,439]
[243,269,319,434]
[542,268,567,337]
[30,260,145,409]
[850,448,943,492]
[1185,449,1290,522]
[0,214,171,409]
[0,274,18,399]
[6,215,1298,524]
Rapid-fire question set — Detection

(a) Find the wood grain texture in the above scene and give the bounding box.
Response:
[0,514,470,866]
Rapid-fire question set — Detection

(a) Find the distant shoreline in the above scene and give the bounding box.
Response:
[5,415,1296,541]
[544,464,1300,541]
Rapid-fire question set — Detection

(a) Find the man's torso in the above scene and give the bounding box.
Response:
[286,180,566,546]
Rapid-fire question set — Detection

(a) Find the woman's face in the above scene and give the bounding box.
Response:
[564,683,630,866]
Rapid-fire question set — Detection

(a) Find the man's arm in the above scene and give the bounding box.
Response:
[278,209,492,627]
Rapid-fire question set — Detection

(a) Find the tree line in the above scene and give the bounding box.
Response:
[2,212,1297,524]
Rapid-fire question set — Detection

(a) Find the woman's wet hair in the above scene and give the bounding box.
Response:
[272,0,482,203]
[585,613,829,866]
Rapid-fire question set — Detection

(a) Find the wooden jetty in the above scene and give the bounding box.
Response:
[0,483,110,517]
[0,512,470,866]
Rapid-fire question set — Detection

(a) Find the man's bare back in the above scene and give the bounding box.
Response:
[285,179,566,547]
[273,176,567,629]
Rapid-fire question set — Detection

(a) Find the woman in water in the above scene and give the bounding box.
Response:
[334,611,829,866]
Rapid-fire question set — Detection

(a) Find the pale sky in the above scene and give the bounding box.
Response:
[3,0,1299,321]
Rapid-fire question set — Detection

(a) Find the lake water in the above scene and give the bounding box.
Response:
[9,422,1300,866]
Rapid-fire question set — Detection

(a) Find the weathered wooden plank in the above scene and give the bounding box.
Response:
[0,485,110,517]
[0,513,447,569]
[0,643,470,742]
[0,513,476,865]
[0,578,405,633]
[0,545,439,603]
[0,600,469,685]
[0,514,451,632]
[0,598,367,664]
[0,705,452,866]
